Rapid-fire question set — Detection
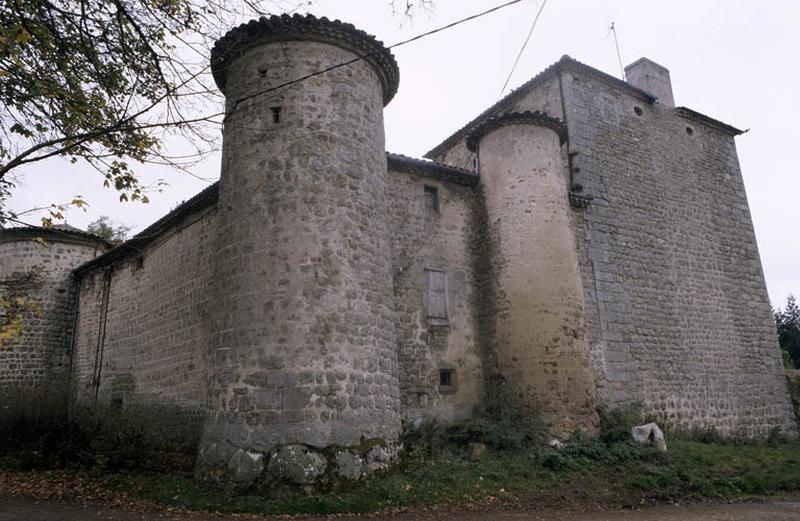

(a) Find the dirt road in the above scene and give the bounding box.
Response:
[1,498,799,521]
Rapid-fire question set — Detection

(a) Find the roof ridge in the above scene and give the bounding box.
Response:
[0,225,110,247]
[74,182,220,275]
[424,55,656,159]
[387,152,479,187]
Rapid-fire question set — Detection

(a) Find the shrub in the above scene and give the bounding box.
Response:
[0,384,203,472]
[0,383,70,453]
[685,426,726,444]
[402,406,544,457]
[597,403,644,444]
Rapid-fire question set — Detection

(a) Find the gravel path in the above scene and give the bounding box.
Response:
[1,497,799,521]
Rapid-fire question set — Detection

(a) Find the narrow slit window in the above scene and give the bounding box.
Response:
[426,269,448,326]
[270,106,282,124]
[424,185,439,214]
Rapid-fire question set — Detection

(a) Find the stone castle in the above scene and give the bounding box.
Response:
[1,14,795,486]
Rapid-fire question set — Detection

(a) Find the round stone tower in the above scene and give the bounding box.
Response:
[200,14,401,487]
[467,112,597,436]
[0,226,109,389]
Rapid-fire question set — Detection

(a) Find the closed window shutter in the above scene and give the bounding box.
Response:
[427,270,448,321]
[424,186,438,213]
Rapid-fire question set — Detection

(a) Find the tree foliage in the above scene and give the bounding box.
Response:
[0,0,430,229]
[775,295,800,369]
[86,215,131,244]
[0,0,314,227]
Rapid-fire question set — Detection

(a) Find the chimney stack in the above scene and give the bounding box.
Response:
[624,58,674,107]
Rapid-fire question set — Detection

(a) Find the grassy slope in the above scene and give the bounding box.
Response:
[103,439,800,515]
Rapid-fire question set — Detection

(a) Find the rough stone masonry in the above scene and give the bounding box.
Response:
[0,13,795,488]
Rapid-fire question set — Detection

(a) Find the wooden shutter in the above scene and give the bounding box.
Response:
[424,186,438,213]
[427,269,448,323]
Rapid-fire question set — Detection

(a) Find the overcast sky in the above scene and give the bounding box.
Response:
[7,0,799,307]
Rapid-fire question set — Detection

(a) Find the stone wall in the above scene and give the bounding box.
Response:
[562,67,796,436]
[386,168,483,422]
[0,230,107,389]
[427,60,796,437]
[71,206,216,408]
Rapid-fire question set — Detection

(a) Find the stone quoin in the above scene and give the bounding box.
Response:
[0,13,795,488]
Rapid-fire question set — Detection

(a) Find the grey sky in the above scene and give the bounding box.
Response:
[7,0,799,307]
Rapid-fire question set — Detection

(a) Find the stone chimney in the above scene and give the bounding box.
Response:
[624,58,674,107]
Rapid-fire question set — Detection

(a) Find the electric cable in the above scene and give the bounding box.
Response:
[498,0,549,98]
[225,0,527,120]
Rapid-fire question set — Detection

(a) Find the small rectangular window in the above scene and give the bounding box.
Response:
[426,269,448,326]
[270,106,282,124]
[424,185,439,214]
[439,369,453,387]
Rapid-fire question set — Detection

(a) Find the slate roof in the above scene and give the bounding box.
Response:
[387,152,479,187]
[73,182,220,275]
[0,225,110,248]
[675,107,745,136]
[74,152,478,275]
[211,13,400,105]
[465,111,567,152]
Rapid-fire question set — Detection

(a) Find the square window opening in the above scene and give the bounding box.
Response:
[439,369,453,387]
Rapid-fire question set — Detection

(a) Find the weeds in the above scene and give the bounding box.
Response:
[597,402,644,444]
[402,406,545,458]
[1,396,799,515]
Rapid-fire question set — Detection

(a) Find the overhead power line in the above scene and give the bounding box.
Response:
[226,0,527,119]
[607,22,625,80]
[498,0,549,98]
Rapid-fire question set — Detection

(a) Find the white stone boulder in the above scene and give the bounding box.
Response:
[631,422,667,452]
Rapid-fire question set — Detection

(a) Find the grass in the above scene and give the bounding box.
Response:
[620,439,800,499]
[88,437,800,515]
[2,393,799,515]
